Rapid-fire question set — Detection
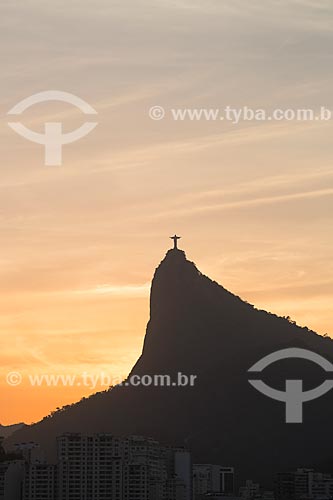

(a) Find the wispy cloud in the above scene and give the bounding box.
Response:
[73,283,150,297]
[149,186,333,220]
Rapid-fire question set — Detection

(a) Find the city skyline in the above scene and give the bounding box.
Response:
[2,431,332,499]
[1,0,333,427]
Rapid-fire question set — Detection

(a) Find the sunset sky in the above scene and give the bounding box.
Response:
[1,0,333,425]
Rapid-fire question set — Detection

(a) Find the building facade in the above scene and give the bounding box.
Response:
[3,434,242,500]
[0,460,24,500]
[57,433,190,500]
[276,468,333,500]
[193,463,235,498]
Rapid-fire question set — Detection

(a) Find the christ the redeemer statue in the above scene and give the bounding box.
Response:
[170,234,181,249]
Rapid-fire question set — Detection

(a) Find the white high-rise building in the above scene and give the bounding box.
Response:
[193,464,235,498]
[276,468,333,500]
[1,433,194,500]
[239,479,261,499]
[123,435,167,500]
[57,433,123,500]
[174,449,192,500]
[0,460,24,500]
[23,463,57,500]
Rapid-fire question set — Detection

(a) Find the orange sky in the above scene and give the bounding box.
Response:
[1,0,333,425]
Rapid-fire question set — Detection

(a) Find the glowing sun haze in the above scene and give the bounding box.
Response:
[1,0,333,424]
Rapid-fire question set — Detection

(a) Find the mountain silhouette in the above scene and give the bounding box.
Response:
[0,423,25,439]
[6,248,333,485]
